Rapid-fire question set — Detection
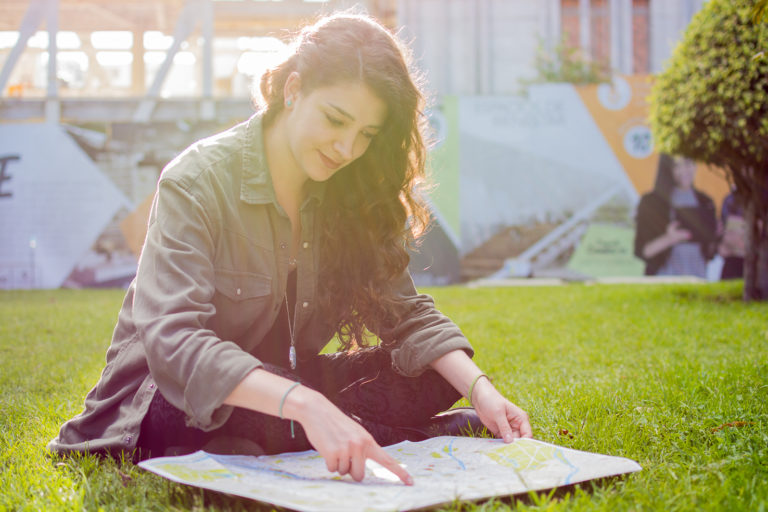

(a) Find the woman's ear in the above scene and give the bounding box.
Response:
[283,71,302,107]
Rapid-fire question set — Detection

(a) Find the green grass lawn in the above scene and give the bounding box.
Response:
[1,282,766,511]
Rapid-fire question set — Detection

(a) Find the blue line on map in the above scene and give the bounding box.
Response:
[553,449,579,485]
[208,454,311,481]
[496,454,520,468]
[446,439,466,470]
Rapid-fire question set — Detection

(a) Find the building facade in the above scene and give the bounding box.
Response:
[397,0,708,96]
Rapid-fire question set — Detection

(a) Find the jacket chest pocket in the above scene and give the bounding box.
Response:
[210,270,273,344]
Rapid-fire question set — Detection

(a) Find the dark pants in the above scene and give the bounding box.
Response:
[137,347,460,458]
[721,256,744,280]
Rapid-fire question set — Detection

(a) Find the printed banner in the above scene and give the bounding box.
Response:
[0,123,130,289]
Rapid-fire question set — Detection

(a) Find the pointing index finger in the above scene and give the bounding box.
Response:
[368,445,413,486]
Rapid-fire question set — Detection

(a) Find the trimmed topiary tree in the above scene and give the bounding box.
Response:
[649,0,768,300]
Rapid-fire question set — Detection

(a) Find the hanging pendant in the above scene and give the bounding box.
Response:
[289,345,297,370]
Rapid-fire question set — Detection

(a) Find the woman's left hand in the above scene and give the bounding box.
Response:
[428,350,533,442]
[470,376,532,442]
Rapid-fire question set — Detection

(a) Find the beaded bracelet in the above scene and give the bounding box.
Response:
[467,373,490,406]
[279,382,301,438]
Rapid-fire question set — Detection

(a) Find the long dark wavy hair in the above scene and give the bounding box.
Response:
[258,13,431,349]
[653,153,677,201]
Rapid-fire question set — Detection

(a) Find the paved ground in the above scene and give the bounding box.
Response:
[466,267,707,287]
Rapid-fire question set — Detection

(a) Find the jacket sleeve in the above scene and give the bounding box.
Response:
[696,192,719,260]
[634,193,670,274]
[376,271,474,377]
[132,177,263,430]
[634,194,653,260]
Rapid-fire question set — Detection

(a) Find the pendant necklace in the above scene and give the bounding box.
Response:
[285,258,297,370]
[285,294,297,369]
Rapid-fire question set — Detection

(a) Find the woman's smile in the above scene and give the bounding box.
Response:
[318,150,342,170]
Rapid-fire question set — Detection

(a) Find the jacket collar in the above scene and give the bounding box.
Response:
[240,112,326,208]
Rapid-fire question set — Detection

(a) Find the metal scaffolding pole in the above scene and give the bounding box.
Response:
[0,0,49,96]
[45,0,60,124]
[200,0,215,120]
[133,0,202,123]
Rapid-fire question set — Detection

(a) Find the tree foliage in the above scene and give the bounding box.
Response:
[755,0,768,22]
[649,0,768,300]
[650,0,768,172]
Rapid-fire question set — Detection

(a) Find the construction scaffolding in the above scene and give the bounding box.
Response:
[0,0,397,123]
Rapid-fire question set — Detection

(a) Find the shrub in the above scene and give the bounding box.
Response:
[649,0,768,300]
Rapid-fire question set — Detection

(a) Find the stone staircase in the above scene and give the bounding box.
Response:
[460,222,558,281]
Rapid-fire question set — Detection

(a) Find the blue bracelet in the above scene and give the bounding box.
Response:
[279,382,301,438]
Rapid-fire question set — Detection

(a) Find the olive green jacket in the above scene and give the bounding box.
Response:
[48,113,472,455]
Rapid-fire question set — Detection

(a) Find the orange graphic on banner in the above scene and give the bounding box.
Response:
[120,193,154,258]
[576,75,729,211]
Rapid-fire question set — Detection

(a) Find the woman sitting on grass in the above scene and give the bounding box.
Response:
[49,12,531,485]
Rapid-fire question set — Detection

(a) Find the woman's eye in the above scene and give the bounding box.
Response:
[362,131,376,140]
[325,114,343,126]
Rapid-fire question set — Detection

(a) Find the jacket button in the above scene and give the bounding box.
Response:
[302,242,309,249]
[149,383,155,389]
[280,242,287,250]
[236,288,241,296]
[302,301,309,308]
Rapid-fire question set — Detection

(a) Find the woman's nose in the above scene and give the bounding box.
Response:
[333,133,355,160]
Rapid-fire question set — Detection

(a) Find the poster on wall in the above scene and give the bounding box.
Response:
[576,75,728,205]
[444,76,731,279]
[0,123,130,289]
[457,84,638,254]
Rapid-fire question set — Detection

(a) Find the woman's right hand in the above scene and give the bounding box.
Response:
[224,370,412,485]
[643,221,692,259]
[286,387,413,485]
[665,221,692,244]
